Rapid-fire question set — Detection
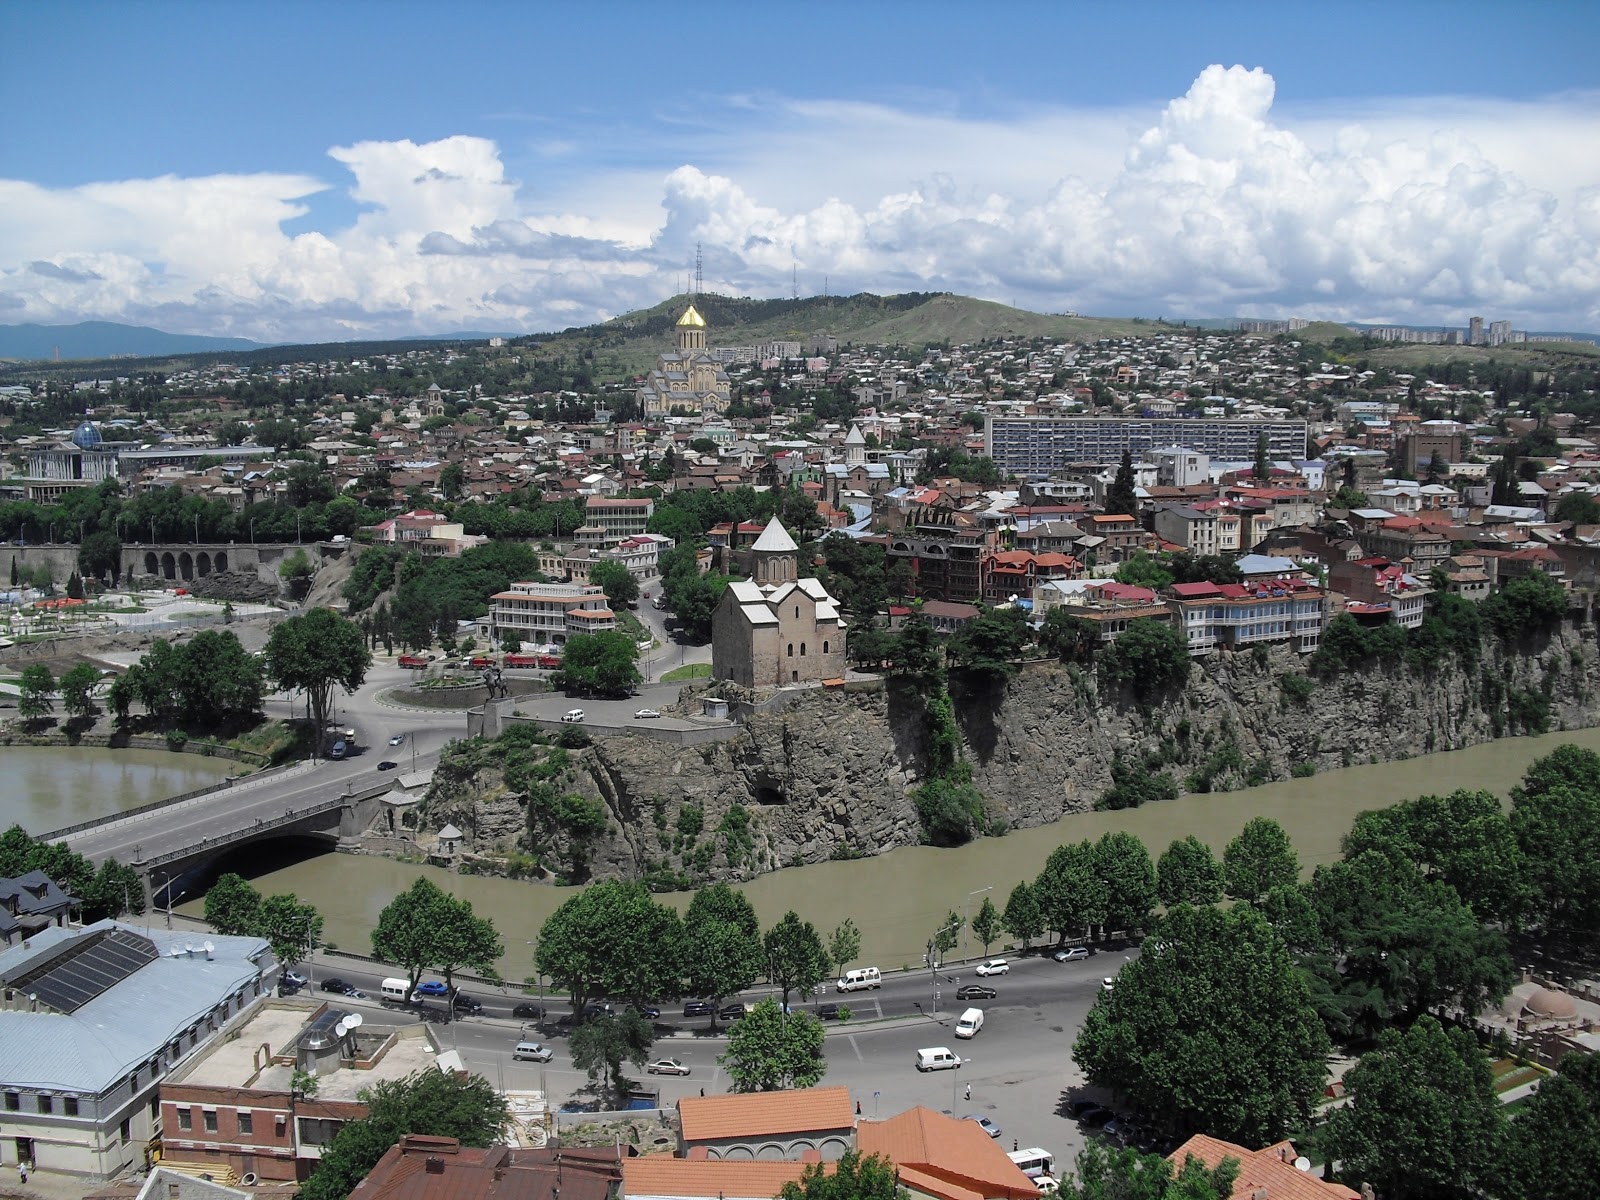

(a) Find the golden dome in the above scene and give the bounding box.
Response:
[677,304,707,328]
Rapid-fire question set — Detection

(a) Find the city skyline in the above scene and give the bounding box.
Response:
[3,0,1598,343]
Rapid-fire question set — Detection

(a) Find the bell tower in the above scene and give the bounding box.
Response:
[676,304,707,355]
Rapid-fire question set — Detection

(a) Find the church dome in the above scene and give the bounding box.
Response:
[71,420,102,449]
[677,304,707,328]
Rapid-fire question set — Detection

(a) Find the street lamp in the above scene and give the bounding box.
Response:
[963,886,993,965]
[525,939,545,1033]
[926,918,961,1014]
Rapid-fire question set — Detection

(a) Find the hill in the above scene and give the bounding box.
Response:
[1291,321,1357,343]
[0,321,264,361]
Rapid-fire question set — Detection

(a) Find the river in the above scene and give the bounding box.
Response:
[4,747,236,836]
[183,726,1600,984]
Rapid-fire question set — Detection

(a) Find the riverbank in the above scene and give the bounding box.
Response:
[4,746,238,835]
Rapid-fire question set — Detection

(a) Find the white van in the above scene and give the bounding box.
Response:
[837,966,882,992]
[1008,1148,1055,1180]
[379,977,411,1004]
[954,1007,984,1039]
[916,1046,962,1072]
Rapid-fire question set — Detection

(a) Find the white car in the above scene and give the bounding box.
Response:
[1052,946,1090,963]
[388,734,405,746]
[560,709,585,723]
[634,708,661,719]
[646,1058,690,1076]
[975,959,1010,977]
[1102,977,1116,992]
[281,969,307,987]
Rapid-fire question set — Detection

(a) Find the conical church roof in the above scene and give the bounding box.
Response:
[677,304,707,328]
[844,424,866,445]
[750,515,798,553]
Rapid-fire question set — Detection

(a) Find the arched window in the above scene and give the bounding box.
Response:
[787,643,794,657]
[794,606,800,618]
[823,640,830,654]
[800,643,807,656]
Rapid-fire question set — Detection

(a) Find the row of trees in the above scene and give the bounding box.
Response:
[108,630,264,731]
[202,873,324,969]
[15,662,101,725]
[0,824,143,921]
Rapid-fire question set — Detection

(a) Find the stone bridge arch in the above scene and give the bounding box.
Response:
[196,551,212,577]
[178,551,193,581]
[214,550,228,573]
[160,551,176,580]
[144,551,159,576]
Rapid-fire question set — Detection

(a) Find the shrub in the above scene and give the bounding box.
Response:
[1279,673,1315,705]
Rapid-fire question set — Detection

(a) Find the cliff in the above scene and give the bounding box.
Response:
[429,625,1599,886]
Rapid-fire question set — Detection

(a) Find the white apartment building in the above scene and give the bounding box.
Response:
[482,581,616,645]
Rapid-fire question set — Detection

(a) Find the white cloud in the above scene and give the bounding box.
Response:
[1,68,1598,341]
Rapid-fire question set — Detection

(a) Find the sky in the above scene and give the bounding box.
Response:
[3,0,1599,344]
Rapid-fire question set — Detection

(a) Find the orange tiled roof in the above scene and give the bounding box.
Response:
[857,1107,1038,1200]
[622,1158,812,1200]
[1168,1134,1359,1200]
[678,1086,854,1142]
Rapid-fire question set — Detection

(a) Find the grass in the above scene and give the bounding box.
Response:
[1489,1058,1546,1094]
[660,663,711,682]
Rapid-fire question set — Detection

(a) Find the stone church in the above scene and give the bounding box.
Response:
[711,517,847,688]
[636,304,733,416]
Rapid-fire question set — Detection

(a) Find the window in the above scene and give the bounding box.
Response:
[794,606,799,618]
[150,1097,159,1121]
[64,1097,79,1117]
[178,1108,192,1132]
[822,641,829,655]
[120,1118,131,1144]
[203,1109,218,1133]
[37,1095,52,1115]
[800,643,807,656]
[237,1111,253,1136]
[4,1092,17,1112]
[787,643,793,657]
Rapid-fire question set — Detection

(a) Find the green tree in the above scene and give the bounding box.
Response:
[721,998,827,1092]
[537,880,683,1019]
[1114,551,1174,591]
[1497,1050,1600,1200]
[1510,745,1600,936]
[1093,831,1158,936]
[828,918,862,975]
[203,872,263,936]
[65,569,85,600]
[300,1069,507,1200]
[1156,836,1225,908]
[1222,817,1299,905]
[569,1008,655,1108]
[1553,491,1600,525]
[1035,840,1105,944]
[1323,1016,1503,1200]
[1002,881,1045,950]
[255,892,325,968]
[371,878,457,1000]
[762,911,830,1009]
[946,606,1029,681]
[439,461,466,500]
[971,896,1002,955]
[1039,608,1098,663]
[1058,1141,1239,1200]
[934,908,963,958]
[264,608,371,758]
[429,892,504,1000]
[58,662,101,723]
[18,664,55,721]
[682,883,763,1029]
[1098,620,1190,704]
[779,1151,907,1200]
[1106,449,1139,516]
[555,629,641,698]
[78,529,122,583]
[1253,431,1270,481]
[1073,904,1330,1145]
[588,560,640,610]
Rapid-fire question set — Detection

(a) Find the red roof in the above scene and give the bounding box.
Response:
[1170,581,1222,598]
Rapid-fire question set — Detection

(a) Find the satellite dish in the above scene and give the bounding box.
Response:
[169,947,182,958]
[203,941,214,953]
[1293,1157,1311,1173]
[333,1018,350,1037]
[344,1012,363,1029]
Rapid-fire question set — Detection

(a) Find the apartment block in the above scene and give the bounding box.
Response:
[984,416,1306,480]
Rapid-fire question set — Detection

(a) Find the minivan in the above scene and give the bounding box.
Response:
[954,1007,984,1039]
[837,966,882,992]
[916,1046,962,1072]
[379,977,412,1004]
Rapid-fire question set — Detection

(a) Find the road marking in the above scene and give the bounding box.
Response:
[846,1034,864,1061]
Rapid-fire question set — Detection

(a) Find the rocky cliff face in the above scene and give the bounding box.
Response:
[440,624,1600,886]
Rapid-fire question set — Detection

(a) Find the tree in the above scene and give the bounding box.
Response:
[1058,1141,1239,1200]
[1497,1050,1600,1200]
[1253,431,1271,481]
[256,892,325,968]
[1098,620,1189,704]
[66,569,85,600]
[1034,840,1104,944]
[682,883,763,1028]
[428,892,503,999]
[1115,551,1174,591]
[946,606,1029,681]
[1510,746,1600,936]
[555,629,641,698]
[934,909,963,959]
[371,878,452,1000]
[1093,831,1158,936]
[18,664,55,721]
[1073,904,1330,1145]
[204,873,263,935]
[301,1069,507,1200]
[1039,608,1098,664]
[264,608,371,757]
[59,662,101,723]
[1106,449,1139,515]
[588,560,640,610]
[1323,1016,1503,1200]
[721,998,827,1091]
[439,461,466,500]
[569,1009,655,1108]
[1157,836,1224,908]
[77,529,122,584]
[1553,491,1600,525]
[1002,881,1045,950]
[763,911,830,1008]
[537,880,683,1019]
[1222,817,1299,905]
[971,897,1002,955]
[779,1151,907,1200]
[828,918,862,976]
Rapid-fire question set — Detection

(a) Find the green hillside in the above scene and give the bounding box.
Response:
[1291,321,1356,343]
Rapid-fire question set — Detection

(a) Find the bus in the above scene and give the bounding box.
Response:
[1007,1148,1055,1182]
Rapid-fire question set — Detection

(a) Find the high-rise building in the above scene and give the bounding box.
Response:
[984,416,1307,481]
[1489,320,1512,346]
[1468,316,1485,345]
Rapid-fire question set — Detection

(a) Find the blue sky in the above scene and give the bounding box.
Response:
[4,0,1599,341]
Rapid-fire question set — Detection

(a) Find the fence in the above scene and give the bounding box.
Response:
[134,794,350,871]
[40,759,314,841]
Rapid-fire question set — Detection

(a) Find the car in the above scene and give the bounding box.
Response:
[719,1002,748,1020]
[634,1003,662,1019]
[956,984,997,1001]
[965,1115,1002,1139]
[975,959,1010,977]
[1101,1118,1132,1143]
[413,981,450,997]
[320,977,351,994]
[817,1003,843,1020]
[512,1002,545,1019]
[1078,1106,1116,1128]
[1052,946,1090,962]
[584,1002,615,1019]
[646,1059,690,1076]
[345,988,369,1001]
[1067,1099,1105,1120]
[388,734,405,746]
[634,708,661,719]
[452,994,484,1015]
[560,709,585,723]
[377,760,398,771]
[513,1041,554,1062]
[282,969,307,987]
[683,1000,713,1017]
[1102,977,1116,992]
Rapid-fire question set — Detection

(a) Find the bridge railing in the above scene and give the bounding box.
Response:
[42,759,315,842]
[135,795,350,871]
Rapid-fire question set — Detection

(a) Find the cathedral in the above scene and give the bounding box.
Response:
[636,304,733,417]
[711,517,847,689]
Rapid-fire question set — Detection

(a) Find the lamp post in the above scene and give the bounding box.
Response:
[525,939,544,1033]
[927,918,961,1014]
[963,886,993,965]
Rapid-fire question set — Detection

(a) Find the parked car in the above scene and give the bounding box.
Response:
[560,709,585,723]
[320,977,351,994]
[1101,977,1116,992]
[817,1003,843,1020]
[966,1115,1002,1139]
[634,708,661,719]
[388,734,405,746]
[583,1002,615,1020]
[377,760,398,771]
[646,1058,691,1076]
[975,959,1010,977]
[413,981,450,997]
[1067,1099,1105,1120]
[956,984,997,1001]
[634,1003,662,1019]
[1052,946,1090,962]
[452,993,484,1015]
[512,1002,544,1019]
[1078,1106,1116,1128]
[682,1000,713,1017]
[282,969,307,987]
[345,988,369,1001]
[719,1002,749,1020]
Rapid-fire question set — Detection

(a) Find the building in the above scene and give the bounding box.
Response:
[1166,1134,1357,1200]
[637,305,734,417]
[1167,578,1326,654]
[676,1086,854,1160]
[984,416,1306,481]
[981,550,1081,605]
[0,921,276,1178]
[0,872,76,947]
[887,524,987,604]
[1327,557,1430,629]
[578,496,655,545]
[1033,580,1171,642]
[856,1106,1040,1200]
[482,580,616,646]
[361,510,480,557]
[711,518,847,689]
[349,1135,620,1200]
[625,1158,812,1200]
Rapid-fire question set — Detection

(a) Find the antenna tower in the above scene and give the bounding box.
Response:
[792,263,799,300]
[694,243,703,297]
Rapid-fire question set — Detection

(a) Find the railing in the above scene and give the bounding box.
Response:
[135,796,351,870]
[42,760,314,841]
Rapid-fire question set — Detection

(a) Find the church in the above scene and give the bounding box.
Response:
[636,304,733,417]
[711,517,847,689]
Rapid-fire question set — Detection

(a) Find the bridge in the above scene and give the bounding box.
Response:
[1,541,343,588]
[48,758,399,902]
